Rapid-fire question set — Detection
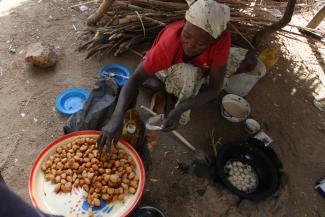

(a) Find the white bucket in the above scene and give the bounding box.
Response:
[221,94,251,122]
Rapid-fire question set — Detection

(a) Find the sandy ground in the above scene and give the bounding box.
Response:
[0,0,325,216]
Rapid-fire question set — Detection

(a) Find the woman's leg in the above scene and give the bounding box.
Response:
[156,63,207,125]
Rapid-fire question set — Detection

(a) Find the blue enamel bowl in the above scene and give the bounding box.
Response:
[55,87,89,116]
[99,64,131,87]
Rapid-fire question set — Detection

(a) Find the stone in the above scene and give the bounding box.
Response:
[222,207,246,217]
[254,181,289,217]
[220,174,289,217]
[238,200,258,216]
[196,186,240,217]
[25,42,57,67]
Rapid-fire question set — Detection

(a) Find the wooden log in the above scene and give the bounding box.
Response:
[306,6,325,29]
[118,15,139,24]
[86,43,113,59]
[131,0,188,10]
[291,24,325,35]
[87,0,116,26]
[253,0,296,47]
[143,16,167,26]
[114,1,147,11]
[229,23,255,50]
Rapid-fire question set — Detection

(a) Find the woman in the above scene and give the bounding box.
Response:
[98,0,231,155]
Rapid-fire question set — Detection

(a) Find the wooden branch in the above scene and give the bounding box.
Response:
[114,1,143,10]
[280,29,325,44]
[229,23,255,50]
[87,0,116,26]
[131,0,188,10]
[277,31,325,45]
[143,16,167,26]
[118,15,139,24]
[306,6,325,29]
[86,43,113,59]
[290,24,325,35]
[128,48,144,57]
[253,0,297,47]
[69,0,97,8]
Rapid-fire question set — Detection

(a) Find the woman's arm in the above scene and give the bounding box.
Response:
[98,62,150,157]
[111,63,149,120]
[163,65,226,131]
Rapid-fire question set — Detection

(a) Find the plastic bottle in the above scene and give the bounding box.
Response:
[122,109,142,147]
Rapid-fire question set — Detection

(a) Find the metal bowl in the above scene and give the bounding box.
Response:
[221,94,251,123]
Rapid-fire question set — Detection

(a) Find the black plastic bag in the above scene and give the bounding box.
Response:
[62,77,152,173]
[63,78,119,134]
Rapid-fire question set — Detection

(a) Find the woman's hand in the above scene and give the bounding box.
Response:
[97,116,123,158]
[162,109,181,132]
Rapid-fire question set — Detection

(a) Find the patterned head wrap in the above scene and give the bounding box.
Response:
[185,0,230,39]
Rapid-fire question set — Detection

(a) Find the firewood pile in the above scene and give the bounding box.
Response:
[77,0,302,58]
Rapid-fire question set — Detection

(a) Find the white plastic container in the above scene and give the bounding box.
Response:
[225,59,266,97]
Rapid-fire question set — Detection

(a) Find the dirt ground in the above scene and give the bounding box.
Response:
[0,0,325,216]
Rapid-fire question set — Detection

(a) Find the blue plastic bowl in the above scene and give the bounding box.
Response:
[55,87,90,116]
[99,64,131,87]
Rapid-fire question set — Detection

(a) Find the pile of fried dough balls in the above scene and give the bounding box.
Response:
[41,137,139,211]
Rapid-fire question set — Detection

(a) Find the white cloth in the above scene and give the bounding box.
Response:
[226,48,248,78]
[156,63,207,125]
[185,0,230,39]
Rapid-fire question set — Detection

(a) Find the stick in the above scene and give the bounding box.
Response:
[69,0,97,8]
[229,23,255,50]
[143,16,167,26]
[141,105,157,116]
[132,0,188,10]
[135,11,146,38]
[115,1,149,11]
[289,24,325,35]
[128,48,143,57]
[209,129,222,157]
[140,105,196,151]
[171,131,196,151]
[253,0,297,46]
[278,30,325,45]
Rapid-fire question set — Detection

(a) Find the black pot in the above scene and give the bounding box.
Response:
[216,138,282,201]
[129,206,165,217]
